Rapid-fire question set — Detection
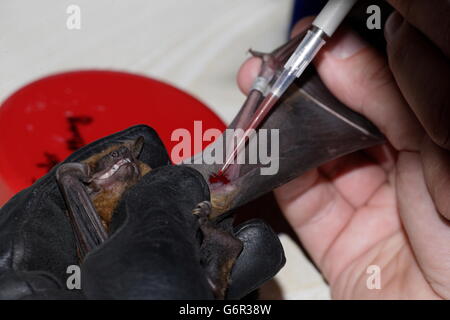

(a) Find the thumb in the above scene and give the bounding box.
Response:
[313,26,423,151]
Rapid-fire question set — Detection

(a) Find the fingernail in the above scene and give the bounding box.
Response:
[328,31,368,59]
[385,12,403,40]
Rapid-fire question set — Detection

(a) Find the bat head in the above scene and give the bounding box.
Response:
[90,136,144,189]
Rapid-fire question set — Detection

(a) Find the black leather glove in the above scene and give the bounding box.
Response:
[0,125,285,299]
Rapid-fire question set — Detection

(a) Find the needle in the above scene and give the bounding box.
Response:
[220,0,358,174]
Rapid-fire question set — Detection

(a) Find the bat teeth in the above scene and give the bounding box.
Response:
[97,158,132,180]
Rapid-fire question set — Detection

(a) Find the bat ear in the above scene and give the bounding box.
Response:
[132,136,145,158]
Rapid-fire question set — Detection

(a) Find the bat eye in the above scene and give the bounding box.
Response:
[111,151,119,158]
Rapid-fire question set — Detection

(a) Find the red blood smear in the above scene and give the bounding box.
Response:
[209,170,230,185]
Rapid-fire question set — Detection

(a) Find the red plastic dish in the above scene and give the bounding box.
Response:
[0,70,225,204]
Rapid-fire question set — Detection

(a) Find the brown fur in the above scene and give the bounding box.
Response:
[210,186,239,218]
[92,188,124,228]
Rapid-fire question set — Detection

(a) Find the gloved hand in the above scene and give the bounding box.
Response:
[0,125,285,300]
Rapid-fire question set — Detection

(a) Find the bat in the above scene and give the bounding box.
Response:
[56,25,384,299]
[56,136,240,299]
[56,136,150,260]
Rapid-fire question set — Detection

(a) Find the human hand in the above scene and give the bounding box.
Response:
[237,0,450,299]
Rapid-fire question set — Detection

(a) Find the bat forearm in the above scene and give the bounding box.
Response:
[56,163,108,260]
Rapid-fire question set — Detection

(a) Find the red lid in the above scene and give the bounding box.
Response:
[0,70,225,204]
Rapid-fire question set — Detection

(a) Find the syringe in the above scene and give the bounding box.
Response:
[220,0,358,174]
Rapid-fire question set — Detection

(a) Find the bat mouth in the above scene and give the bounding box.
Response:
[94,158,133,180]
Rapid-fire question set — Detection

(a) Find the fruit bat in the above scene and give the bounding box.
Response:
[56,138,240,299]
[56,137,149,260]
[55,27,383,299]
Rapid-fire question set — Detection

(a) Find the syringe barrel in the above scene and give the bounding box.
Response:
[270,68,297,97]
